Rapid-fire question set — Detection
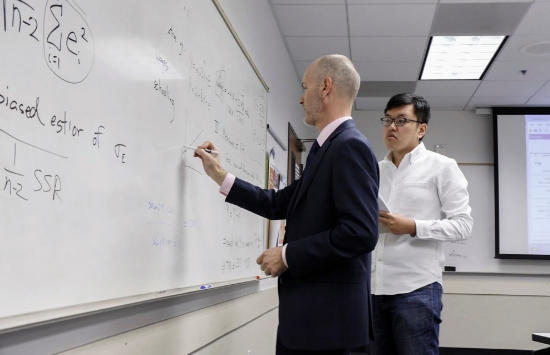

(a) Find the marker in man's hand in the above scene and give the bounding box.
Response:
[182,145,219,155]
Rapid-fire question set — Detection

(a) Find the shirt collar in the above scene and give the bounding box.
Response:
[384,142,426,165]
[316,116,352,146]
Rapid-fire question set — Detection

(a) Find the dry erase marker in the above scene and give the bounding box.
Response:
[182,145,219,155]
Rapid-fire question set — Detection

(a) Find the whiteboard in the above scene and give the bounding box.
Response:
[0,0,268,329]
[442,165,550,274]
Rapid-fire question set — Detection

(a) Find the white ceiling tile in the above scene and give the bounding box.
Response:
[474,80,546,97]
[421,97,471,111]
[272,5,348,36]
[484,60,550,81]
[286,37,350,61]
[358,81,417,96]
[270,0,550,112]
[465,96,530,110]
[355,97,391,111]
[415,80,481,97]
[514,2,550,35]
[348,4,436,37]
[526,97,550,105]
[350,37,428,62]
[532,81,550,97]
[355,61,422,81]
[431,3,530,36]
[498,36,550,61]
[270,0,345,4]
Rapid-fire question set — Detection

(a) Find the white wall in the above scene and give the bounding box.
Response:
[60,288,279,355]
[353,109,493,164]
[441,273,550,351]
[59,1,310,354]
[353,108,550,351]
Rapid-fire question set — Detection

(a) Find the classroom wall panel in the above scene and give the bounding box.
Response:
[58,288,278,355]
[440,291,550,351]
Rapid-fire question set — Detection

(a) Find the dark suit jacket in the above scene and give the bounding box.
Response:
[226,119,379,351]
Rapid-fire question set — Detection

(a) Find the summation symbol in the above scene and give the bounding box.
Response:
[44,0,94,83]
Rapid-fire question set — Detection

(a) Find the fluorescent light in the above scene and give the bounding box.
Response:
[420,36,507,80]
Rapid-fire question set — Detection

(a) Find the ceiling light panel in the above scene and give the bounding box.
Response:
[421,36,506,80]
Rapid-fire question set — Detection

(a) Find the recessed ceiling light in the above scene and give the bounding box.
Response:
[420,36,507,80]
[520,41,550,57]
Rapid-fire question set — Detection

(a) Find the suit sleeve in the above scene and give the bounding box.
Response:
[286,137,380,275]
[225,176,298,220]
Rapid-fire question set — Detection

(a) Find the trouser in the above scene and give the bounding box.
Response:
[370,282,443,355]
[276,332,351,355]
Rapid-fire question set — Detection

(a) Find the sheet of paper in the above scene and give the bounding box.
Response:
[378,195,391,213]
[378,195,391,234]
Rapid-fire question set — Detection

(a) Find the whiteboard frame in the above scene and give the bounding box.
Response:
[0,282,271,355]
[212,0,269,93]
[0,0,270,333]
[0,276,259,334]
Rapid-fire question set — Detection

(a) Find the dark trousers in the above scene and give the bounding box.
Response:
[276,333,351,355]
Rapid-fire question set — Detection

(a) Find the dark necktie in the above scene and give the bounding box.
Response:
[304,140,320,174]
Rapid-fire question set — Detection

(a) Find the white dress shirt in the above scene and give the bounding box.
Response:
[372,142,473,295]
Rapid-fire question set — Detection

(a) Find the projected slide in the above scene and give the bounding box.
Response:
[526,116,550,255]
[495,108,550,260]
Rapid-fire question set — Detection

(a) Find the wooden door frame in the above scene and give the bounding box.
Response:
[287,123,303,184]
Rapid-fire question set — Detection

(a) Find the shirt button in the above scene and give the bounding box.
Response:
[378,258,382,262]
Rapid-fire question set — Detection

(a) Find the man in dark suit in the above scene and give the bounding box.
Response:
[193,55,379,355]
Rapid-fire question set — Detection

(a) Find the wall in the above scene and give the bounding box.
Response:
[59,288,279,355]
[353,109,550,351]
[441,273,550,351]
[353,109,493,164]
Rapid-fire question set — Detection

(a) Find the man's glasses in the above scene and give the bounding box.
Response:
[381,117,422,127]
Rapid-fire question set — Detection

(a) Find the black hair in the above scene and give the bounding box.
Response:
[384,93,431,125]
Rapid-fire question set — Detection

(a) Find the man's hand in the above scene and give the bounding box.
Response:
[257,246,288,277]
[379,211,417,237]
[193,141,227,186]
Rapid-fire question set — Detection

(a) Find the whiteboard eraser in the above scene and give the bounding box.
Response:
[444,266,456,271]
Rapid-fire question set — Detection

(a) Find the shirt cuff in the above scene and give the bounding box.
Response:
[282,244,288,268]
[413,219,428,239]
[219,173,236,196]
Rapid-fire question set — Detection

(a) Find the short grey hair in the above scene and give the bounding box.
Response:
[315,55,360,103]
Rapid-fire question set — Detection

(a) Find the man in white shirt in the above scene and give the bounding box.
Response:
[370,93,473,355]
[193,55,380,355]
